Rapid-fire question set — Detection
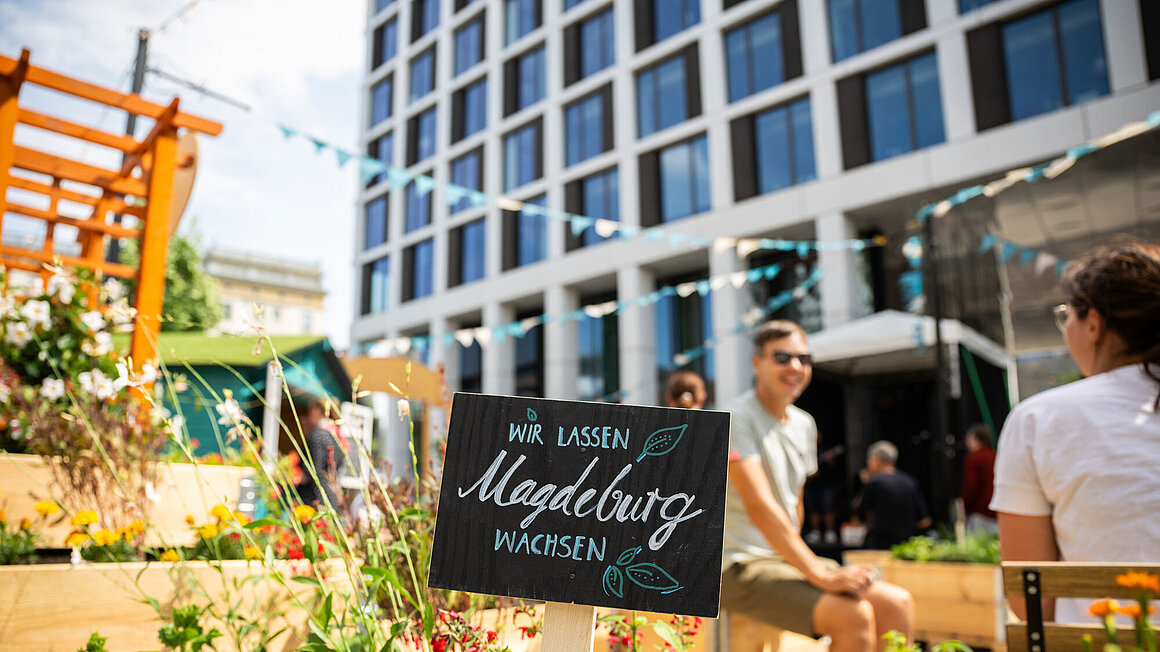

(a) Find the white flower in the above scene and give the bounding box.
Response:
[4,321,32,348]
[47,273,75,304]
[396,398,410,420]
[215,395,244,426]
[107,299,136,326]
[93,371,116,400]
[115,361,133,388]
[78,371,95,395]
[0,296,14,318]
[0,381,10,403]
[167,415,186,437]
[102,278,125,301]
[40,378,66,401]
[79,311,106,332]
[82,331,113,357]
[19,300,50,329]
[139,362,159,385]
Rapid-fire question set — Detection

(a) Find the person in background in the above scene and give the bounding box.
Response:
[853,441,931,550]
[664,369,708,409]
[294,395,341,509]
[804,431,844,546]
[961,423,997,535]
[992,242,1160,622]
[721,320,913,652]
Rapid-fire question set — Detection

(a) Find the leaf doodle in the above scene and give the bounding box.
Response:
[602,565,625,598]
[616,546,642,566]
[527,407,537,422]
[635,423,689,463]
[625,562,682,594]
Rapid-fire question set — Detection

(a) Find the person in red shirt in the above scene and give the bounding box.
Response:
[961,424,997,534]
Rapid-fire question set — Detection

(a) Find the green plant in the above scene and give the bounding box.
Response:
[157,604,224,651]
[0,510,38,564]
[117,231,222,332]
[597,611,699,651]
[890,532,999,564]
[882,630,971,652]
[76,631,110,652]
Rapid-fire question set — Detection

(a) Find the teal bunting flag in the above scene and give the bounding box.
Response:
[978,233,997,255]
[358,158,386,184]
[443,183,469,207]
[1019,248,1036,267]
[999,242,1018,264]
[387,166,413,188]
[414,175,437,196]
[310,138,327,153]
[277,124,295,139]
[570,216,594,236]
[335,150,353,167]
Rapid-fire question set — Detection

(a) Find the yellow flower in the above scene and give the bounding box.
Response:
[231,511,250,526]
[210,503,232,522]
[70,510,98,526]
[244,546,261,560]
[1116,603,1157,620]
[1115,571,1160,593]
[65,530,90,547]
[34,501,60,517]
[196,523,219,539]
[0,508,6,524]
[1089,599,1119,617]
[293,505,316,524]
[184,514,196,527]
[92,528,119,546]
[19,517,32,530]
[160,549,180,563]
[126,519,145,536]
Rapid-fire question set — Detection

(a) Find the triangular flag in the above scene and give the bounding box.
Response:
[764,264,781,280]
[335,150,353,167]
[414,175,437,196]
[570,216,595,237]
[1019,248,1037,267]
[1034,252,1056,275]
[455,329,475,348]
[468,190,489,207]
[676,282,697,298]
[796,241,811,258]
[696,280,711,296]
[618,225,641,239]
[594,219,620,238]
[999,242,1018,264]
[310,137,327,153]
[710,276,729,291]
[444,184,469,207]
[747,268,764,283]
[387,166,414,188]
[359,158,387,184]
[277,124,296,139]
[977,233,997,255]
[730,271,748,289]
[1056,260,1068,277]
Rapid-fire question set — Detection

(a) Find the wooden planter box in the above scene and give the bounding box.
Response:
[0,453,252,546]
[844,550,1006,651]
[0,559,322,651]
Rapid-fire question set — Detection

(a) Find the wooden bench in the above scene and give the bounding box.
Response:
[723,611,829,652]
[1002,562,1160,652]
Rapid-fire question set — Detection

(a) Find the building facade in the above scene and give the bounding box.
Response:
[351,0,1159,412]
[204,248,326,336]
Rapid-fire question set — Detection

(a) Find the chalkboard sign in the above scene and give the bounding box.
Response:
[428,393,730,617]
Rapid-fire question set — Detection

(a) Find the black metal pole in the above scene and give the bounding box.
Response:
[108,28,149,263]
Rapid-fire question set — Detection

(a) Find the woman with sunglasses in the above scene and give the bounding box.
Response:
[992,242,1160,622]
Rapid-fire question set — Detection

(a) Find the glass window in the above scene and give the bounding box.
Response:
[754,97,816,194]
[564,0,586,11]
[410,239,434,300]
[959,0,997,12]
[459,336,482,392]
[1002,0,1107,122]
[416,107,437,162]
[370,77,393,127]
[366,132,393,187]
[405,177,432,232]
[518,195,547,266]
[415,0,440,39]
[503,121,540,191]
[654,0,700,43]
[637,55,688,138]
[364,195,388,249]
[864,52,945,162]
[506,0,540,44]
[410,50,436,102]
[579,9,615,79]
[514,314,544,397]
[654,276,714,391]
[516,47,547,110]
[829,0,902,62]
[454,78,488,140]
[725,12,784,102]
[376,0,395,13]
[578,294,619,401]
[373,20,398,69]
[450,149,483,213]
[659,136,710,222]
[454,17,484,75]
[460,219,487,284]
[363,257,390,314]
[581,168,618,246]
[565,92,606,166]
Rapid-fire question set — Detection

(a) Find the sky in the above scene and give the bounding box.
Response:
[0,0,367,348]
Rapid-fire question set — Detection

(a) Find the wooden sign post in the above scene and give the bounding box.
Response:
[429,393,730,651]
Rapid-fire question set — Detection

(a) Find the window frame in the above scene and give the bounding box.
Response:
[454,13,486,76]
[409,48,437,103]
[502,117,544,192]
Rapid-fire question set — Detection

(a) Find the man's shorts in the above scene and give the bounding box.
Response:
[719,557,841,635]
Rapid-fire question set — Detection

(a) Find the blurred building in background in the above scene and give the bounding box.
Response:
[204,247,326,336]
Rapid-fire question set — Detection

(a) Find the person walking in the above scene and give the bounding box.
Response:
[853,441,931,549]
[961,424,997,535]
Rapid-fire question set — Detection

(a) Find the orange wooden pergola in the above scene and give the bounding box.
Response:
[0,48,222,367]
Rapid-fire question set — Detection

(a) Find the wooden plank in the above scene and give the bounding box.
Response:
[912,599,999,644]
[0,52,223,136]
[18,107,139,152]
[884,560,1001,603]
[12,145,147,196]
[6,201,140,238]
[540,602,596,652]
[0,244,137,278]
[1002,562,1160,600]
[130,124,177,367]
[729,612,826,652]
[1006,623,1137,652]
[9,174,102,206]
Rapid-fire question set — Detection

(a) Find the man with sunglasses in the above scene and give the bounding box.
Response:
[720,320,914,651]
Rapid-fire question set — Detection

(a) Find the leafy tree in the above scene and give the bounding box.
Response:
[118,230,222,332]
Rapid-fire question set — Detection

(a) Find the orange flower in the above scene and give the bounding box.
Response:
[70,510,98,527]
[184,514,196,527]
[160,549,180,562]
[1116,603,1157,620]
[0,508,6,524]
[64,530,90,547]
[1089,599,1120,617]
[197,523,219,539]
[34,501,60,517]
[293,505,316,524]
[1115,571,1160,593]
[244,546,261,560]
[19,517,31,530]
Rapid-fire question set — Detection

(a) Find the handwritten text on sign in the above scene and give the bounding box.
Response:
[428,393,730,617]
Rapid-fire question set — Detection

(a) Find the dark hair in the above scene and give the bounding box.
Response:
[665,370,706,409]
[1062,242,1160,407]
[966,423,993,448]
[753,320,807,354]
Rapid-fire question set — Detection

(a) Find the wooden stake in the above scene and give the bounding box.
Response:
[541,602,596,652]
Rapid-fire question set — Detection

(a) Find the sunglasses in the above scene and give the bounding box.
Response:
[1052,304,1070,334]
[770,351,813,366]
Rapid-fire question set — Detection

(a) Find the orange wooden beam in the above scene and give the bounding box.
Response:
[19,108,140,153]
[130,120,179,368]
[9,174,101,205]
[13,145,147,196]
[5,202,139,239]
[0,245,136,278]
[0,53,222,136]
[0,50,29,237]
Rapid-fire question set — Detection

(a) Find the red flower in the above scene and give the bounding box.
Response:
[487,631,497,642]
[432,636,448,652]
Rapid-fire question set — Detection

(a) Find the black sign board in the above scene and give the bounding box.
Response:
[428,393,730,617]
